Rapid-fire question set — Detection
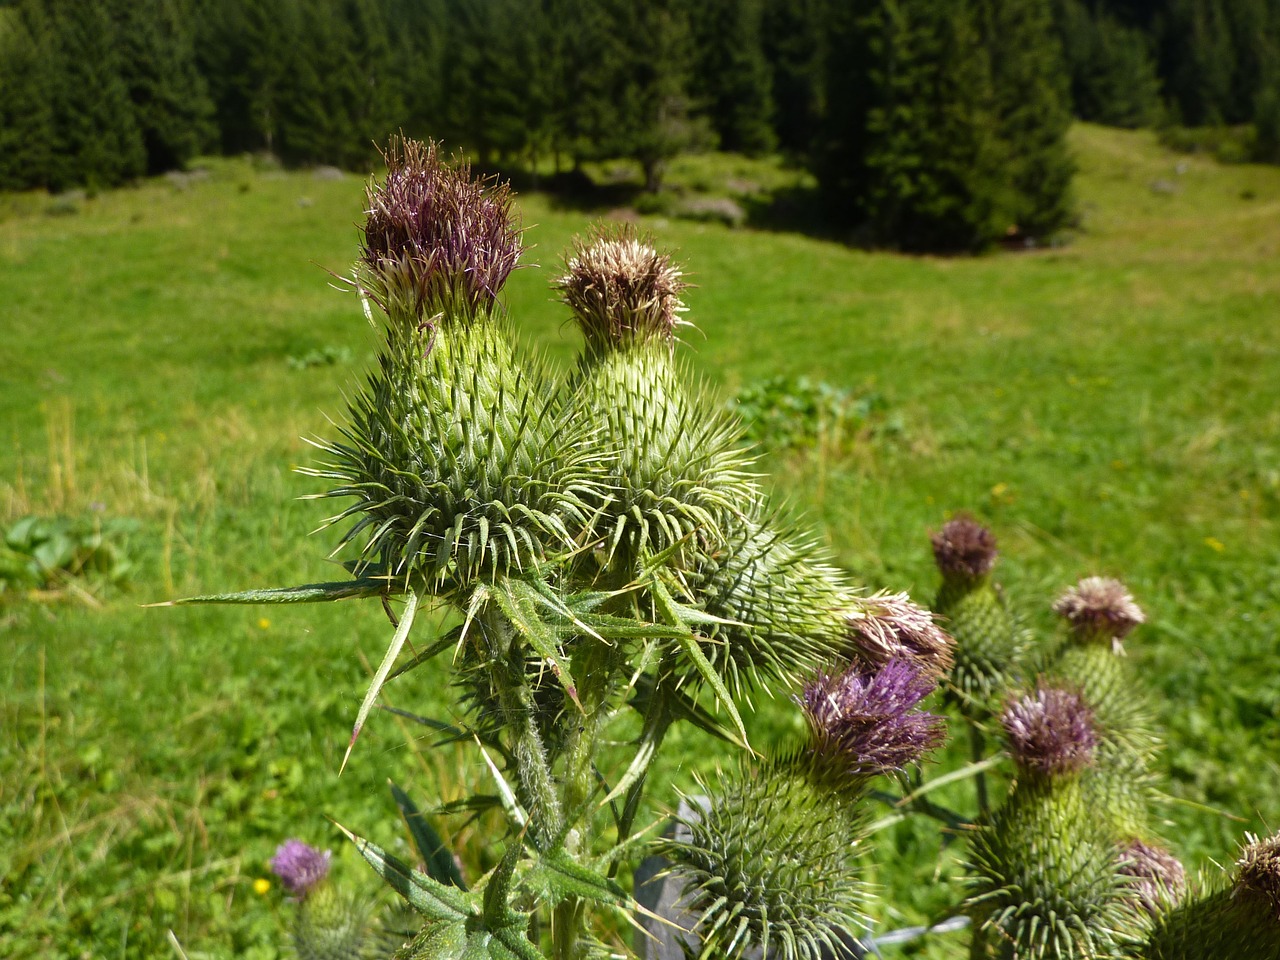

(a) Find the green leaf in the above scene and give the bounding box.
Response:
[630,674,747,749]
[337,823,475,923]
[648,576,750,750]
[342,589,422,773]
[522,849,629,909]
[390,781,468,890]
[489,578,582,713]
[147,577,394,606]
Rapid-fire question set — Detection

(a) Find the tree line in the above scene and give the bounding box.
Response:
[1,0,1277,250]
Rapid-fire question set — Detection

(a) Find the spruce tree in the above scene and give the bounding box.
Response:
[43,0,145,190]
[0,1,55,190]
[1052,0,1161,127]
[689,0,776,156]
[977,0,1075,238]
[817,0,1010,251]
[761,0,824,159]
[107,0,215,174]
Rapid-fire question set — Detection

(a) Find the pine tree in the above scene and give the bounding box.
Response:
[689,0,776,156]
[0,1,56,190]
[761,0,824,159]
[977,0,1075,238]
[817,0,1010,251]
[43,0,145,190]
[1052,0,1161,128]
[386,0,446,140]
[107,0,215,174]
[195,0,297,155]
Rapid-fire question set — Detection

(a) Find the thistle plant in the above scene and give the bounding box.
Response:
[163,137,1277,960]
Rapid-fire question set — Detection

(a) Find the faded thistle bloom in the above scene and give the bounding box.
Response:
[1237,831,1280,921]
[555,225,688,351]
[1053,576,1145,647]
[1002,685,1097,777]
[360,137,523,320]
[930,514,998,581]
[844,591,955,679]
[800,658,946,780]
[1119,839,1186,916]
[270,839,332,897]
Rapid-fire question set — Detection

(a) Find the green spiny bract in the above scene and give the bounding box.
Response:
[309,316,599,594]
[307,140,601,596]
[672,506,853,697]
[966,687,1132,960]
[1135,832,1280,959]
[661,757,871,960]
[556,228,759,573]
[930,516,1025,719]
[291,882,378,960]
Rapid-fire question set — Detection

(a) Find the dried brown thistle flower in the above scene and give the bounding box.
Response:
[555,225,688,351]
[930,515,998,580]
[1119,839,1186,915]
[845,591,954,678]
[1053,576,1145,648]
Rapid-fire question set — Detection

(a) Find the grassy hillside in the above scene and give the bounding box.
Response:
[2,125,1278,957]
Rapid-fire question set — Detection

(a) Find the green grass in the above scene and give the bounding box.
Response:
[2,125,1279,958]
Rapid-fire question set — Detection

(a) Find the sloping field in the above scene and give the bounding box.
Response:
[2,125,1278,957]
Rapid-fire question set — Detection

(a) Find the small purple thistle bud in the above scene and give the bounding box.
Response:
[1119,839,1186,915]
[800,658,947,778]
[930,515,998,580]
[844,591,955,678]
[269,839,332,897]
[554,225,688,351]
[1053,576,1145,648]
[1002,685,1097,777]
[1236,831,1280,921]
[361,137,523,318]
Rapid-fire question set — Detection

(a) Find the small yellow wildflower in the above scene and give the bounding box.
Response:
[253,878,271,895]
[257,618,271,630]
[1204,537,1225,553]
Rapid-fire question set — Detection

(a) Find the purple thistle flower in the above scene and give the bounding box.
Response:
[361,138,524,317]
[1119,839,1186,915]
[930,515,998,580]
[1001,685,1097,777]
[1053,576,1145,648]
[554,225,689,350]
[800,658,947,778]
[270,839,332,896]
[845,591,955,679]
[1236,831,1280,921]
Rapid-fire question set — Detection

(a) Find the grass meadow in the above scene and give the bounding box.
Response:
[2,124,1279,958]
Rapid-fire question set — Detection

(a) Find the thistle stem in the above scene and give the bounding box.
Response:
[970,725,989,819]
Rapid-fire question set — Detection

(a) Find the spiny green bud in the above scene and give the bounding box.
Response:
[660,760,870,960]
[966,689,1130,959]
[293,883,374,960]
[1136,831,1280,959]
[555,225,688,354]
[359,136,523,327]
[676,509,852,696]
[929,515,1024,719]
[1053,576,1145,651]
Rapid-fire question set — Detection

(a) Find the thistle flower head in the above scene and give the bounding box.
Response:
[930,515,998,580]
[269,839,332,897]
[1119,839,1186,915]
[360,137,523,320]
[555,225,688,352]
[1002,685,1097,777]
[1236,831,1280,921]
[1053,576,1145,646]
[800,658,946,779]
[844,591,955,678]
